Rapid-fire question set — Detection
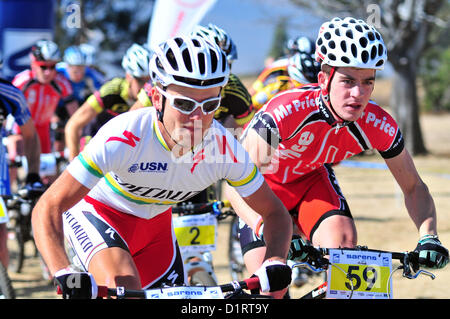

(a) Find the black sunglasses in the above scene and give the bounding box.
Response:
[40,64,56,70]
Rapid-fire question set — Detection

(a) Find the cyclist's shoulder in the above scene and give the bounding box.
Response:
[263,84,321,113]
[85,67,106,82]
[0,77,18,91]
[223,73,250,97]
[257,60,289,81]
[357,101,399,130]
[11,69,34,88]
[91,108,157,147]
[0,78,27,107]
[99,77,127,95]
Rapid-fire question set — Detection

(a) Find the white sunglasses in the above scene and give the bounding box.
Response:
[156,86,221,115]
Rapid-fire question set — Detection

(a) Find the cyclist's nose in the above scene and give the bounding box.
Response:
[189,106,203,119]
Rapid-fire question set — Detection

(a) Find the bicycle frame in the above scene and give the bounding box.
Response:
[171,200,235,286]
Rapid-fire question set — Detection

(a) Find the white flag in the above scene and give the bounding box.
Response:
[147,0,217,50]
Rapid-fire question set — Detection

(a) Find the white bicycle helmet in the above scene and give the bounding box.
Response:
[287,39,321,84]
[191,24,238,64]
[31,39,61,62]
[286,36,315,56]
[79,43,96,66]
[150,35,230,89]
[64,46,86,66]
[122,43,152,78]
[315,17,387,70]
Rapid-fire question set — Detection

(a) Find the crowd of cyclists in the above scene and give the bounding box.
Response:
[0,17,448,299]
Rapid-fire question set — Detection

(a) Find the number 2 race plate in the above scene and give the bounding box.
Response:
[327,249,393,299]
[173,213,217,254]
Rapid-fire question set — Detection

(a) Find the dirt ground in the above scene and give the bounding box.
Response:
[6,79,450,299]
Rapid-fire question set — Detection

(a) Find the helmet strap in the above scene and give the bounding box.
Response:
[321,66,349,124]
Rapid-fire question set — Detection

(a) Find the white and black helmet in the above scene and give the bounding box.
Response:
[122,43,152,77]
[31,39,61,62]
[316,17,387,70]
[191,24,238,64]
[150,35,230,89]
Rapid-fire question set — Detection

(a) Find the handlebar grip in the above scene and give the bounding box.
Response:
[243,276,260,291]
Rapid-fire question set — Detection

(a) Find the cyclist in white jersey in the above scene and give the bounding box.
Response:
[31,36,293,299]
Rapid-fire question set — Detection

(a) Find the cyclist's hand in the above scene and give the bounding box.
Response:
[414,235,449,269]
[54,267,98,299]
[287,235,308,262]
[253,259,292,292]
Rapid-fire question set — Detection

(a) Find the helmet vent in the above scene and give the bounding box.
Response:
[209,49,218,73]
[182,49,193,72]
[166,48,178,71]
[174,37,184,47]
[198,52,205,74]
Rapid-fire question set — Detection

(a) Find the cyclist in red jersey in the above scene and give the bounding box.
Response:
[8,40,77,183]
[226,17,448,298]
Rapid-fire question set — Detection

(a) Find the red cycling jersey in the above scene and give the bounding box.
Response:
[248,84,404,184]
[242,84,404,239]
[12,69,74,153]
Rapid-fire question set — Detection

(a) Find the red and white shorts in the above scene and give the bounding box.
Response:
[63,196,186,288]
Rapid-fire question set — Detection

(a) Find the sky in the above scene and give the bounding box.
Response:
[199,0,325,75]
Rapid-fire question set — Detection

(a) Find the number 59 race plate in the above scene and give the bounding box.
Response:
[326,249,393,299]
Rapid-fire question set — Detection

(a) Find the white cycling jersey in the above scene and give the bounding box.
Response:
[67,107,264,219]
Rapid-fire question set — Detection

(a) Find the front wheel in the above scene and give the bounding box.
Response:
[0,262,15,299]
[190,269,217,286]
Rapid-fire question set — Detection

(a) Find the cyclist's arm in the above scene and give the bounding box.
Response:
[20,119,41,174]
[384,148,438,237]
[65,101,98,161]
[225,127,289,261]
[242,181,292,262]
[65,99,79,117]
[32,170,91,275]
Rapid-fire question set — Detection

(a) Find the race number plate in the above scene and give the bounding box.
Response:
[173,213,217,253]
[145,286,224,299]
[0,197,8,224]
[326,249,393,299]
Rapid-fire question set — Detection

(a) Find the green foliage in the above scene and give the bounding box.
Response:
[420,47,450,112]
[267,17,288,60]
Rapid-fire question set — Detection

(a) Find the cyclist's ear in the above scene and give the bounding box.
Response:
[151,86,163,110]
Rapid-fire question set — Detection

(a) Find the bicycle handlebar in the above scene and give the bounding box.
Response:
[293,244,435,280]
[171,200,234,220]
[57,276,261,299]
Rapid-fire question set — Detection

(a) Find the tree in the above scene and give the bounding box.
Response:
[289,0,448,155]
[267,17,289,60]
[419,2,450,112]
[54,0,154,59]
